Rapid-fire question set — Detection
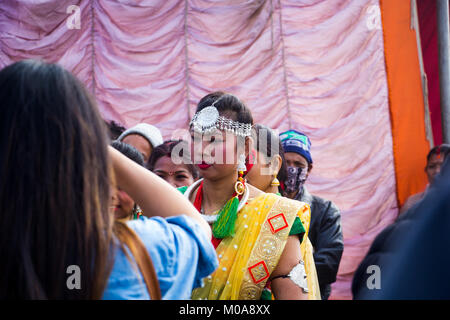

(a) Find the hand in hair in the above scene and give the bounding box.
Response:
[109,147,212,239]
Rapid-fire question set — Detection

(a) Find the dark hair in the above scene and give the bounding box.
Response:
[195,92,253,125]
[252,124,287,191]
[427,144,450,163]
[148,140,199,179]
[106,121,126,140]
[0,60,113,299]
[111,140,145,167]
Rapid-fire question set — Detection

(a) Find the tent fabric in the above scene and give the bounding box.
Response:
[417,0,443,146]
[0,0,429,299]
[380,0,430,208]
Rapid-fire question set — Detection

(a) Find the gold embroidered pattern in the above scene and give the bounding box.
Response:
[267,213,289,234]
[238,196,305,299]
[248,261,270,284]
[191,193,311,300]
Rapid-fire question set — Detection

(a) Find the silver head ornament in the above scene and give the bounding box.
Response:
[190,104,252,137]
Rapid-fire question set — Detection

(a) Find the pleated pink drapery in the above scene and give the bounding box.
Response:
[0,0,398,299]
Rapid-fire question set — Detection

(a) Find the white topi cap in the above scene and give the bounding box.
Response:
[118,123,163,148]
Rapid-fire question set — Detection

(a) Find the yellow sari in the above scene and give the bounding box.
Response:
[191,192,320,300]
[296,203,321,300]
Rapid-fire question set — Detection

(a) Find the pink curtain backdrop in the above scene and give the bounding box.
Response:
[0,0,399,299]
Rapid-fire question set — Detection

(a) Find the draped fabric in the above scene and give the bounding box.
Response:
[379,0,429,212]
[0,0,428,299]
[417,0,443,146]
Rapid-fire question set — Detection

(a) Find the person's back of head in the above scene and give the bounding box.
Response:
[252,124,287,183]
[0,60,113,299]
[111,140,145,167]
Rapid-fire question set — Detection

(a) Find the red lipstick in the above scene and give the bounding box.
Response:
[197,162,212,170]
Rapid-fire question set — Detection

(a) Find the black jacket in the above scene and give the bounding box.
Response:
[295,187,344,300]
[352,160,450,299]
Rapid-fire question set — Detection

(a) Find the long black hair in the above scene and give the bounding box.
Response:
[111,140,145,167]
[0,60,113,299]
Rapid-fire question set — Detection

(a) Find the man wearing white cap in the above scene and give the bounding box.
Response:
[118,123,163,164]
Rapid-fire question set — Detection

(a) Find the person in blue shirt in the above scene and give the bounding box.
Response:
[0,60,218,299]
[106,141,217,299]
[103,213,217,299]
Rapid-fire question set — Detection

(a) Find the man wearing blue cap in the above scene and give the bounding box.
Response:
[280,129,344,300]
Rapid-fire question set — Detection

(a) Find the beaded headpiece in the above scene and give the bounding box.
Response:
[190,99,252,137]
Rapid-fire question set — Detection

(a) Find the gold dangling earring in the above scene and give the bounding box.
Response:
[271,174,280,187]
[235,153,247,195]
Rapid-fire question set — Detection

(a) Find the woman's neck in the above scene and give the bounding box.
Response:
[201,174,237,215]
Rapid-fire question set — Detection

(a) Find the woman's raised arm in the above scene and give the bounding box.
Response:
[109,146,212,239]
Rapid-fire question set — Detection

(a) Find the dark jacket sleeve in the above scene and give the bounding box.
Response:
[351,223,396,299]
[310,198,344,286]
[353,160,450,300]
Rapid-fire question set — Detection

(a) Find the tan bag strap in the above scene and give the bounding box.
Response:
[113,221,162,300]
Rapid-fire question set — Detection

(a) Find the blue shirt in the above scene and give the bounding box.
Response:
[102,215,218,300]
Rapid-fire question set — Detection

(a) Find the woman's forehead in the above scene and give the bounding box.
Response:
[154,156,191,171]
[190,129,235,139]
[428,153,444,164]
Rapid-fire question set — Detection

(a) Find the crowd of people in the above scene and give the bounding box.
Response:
[104,89,343,300]
[0,59,448,300]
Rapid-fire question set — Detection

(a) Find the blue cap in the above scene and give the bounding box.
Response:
[279,130,313,164]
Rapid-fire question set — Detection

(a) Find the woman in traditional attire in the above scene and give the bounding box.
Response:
[179,92,312,300]
[246,124,321,300]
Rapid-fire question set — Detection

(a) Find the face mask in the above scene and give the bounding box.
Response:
[284,166,308,194]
